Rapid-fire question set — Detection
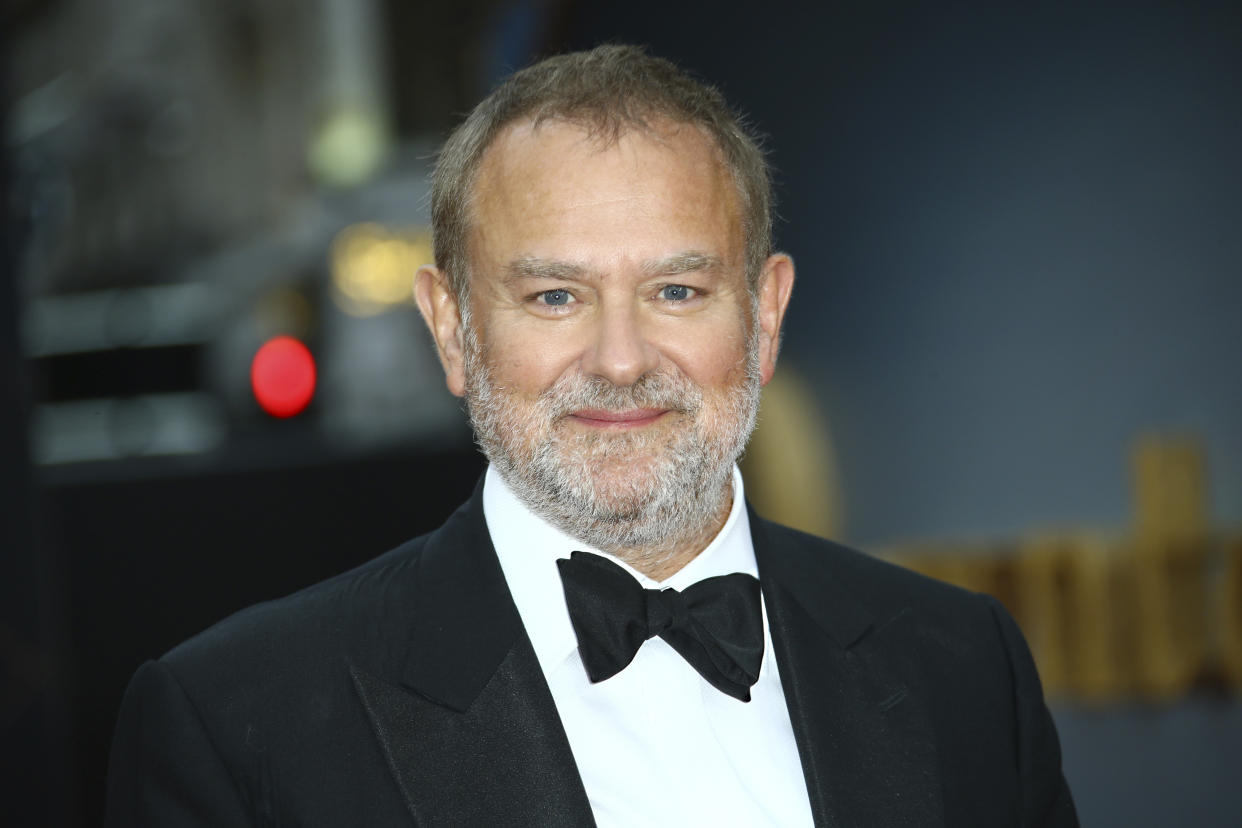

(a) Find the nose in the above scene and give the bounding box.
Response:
[580,301,661,387]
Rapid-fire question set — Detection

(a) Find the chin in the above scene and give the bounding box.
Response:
[567,469,653,516]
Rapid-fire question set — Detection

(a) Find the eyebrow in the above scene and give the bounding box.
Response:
[642,251,722,277]
[502,251,722,282]
[504,256,587,281]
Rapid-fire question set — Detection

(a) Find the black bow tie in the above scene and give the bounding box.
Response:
[556,550,764,701]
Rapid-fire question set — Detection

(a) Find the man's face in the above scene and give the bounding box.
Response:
[418,119,793,559]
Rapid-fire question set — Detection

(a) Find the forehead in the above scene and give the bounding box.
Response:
[467,118,743,270]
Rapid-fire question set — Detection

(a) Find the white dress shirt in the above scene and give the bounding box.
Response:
[485,465,815,827]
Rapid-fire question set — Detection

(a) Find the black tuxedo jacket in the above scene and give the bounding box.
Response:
[106,482,1077,826]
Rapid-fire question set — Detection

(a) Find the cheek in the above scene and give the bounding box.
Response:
[485,334,577,396]
[664,321,751,388]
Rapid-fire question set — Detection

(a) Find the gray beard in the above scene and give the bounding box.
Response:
[462,324,761,567]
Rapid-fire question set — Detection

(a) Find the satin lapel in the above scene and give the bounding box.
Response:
[752,511,945,828]
[352,481,594,826]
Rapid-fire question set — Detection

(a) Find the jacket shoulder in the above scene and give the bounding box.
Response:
[754,516,990,624]
[164,532,426,675]
[108,527,451,825]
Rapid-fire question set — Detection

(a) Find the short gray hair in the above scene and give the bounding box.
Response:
[430,44,774,300]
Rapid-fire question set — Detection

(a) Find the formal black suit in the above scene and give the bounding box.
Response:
[105,480,1078,826]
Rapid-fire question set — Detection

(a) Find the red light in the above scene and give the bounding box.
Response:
[251,336,316,418]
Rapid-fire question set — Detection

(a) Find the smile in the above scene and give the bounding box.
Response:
[566,408,671,429]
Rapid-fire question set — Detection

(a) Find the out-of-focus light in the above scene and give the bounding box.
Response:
[330,223,432,317]
[308,106,388,188]
[251,336,316,418]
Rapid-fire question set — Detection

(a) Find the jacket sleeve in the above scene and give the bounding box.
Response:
[105,659,253,827]
[984,595,1079,828]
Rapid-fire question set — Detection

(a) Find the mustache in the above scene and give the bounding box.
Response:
[540,371,702,418]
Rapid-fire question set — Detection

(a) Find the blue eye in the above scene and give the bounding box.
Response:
[660,285,693,301]
[541,289,571,306]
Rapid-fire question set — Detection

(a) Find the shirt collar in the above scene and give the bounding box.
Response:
[484,464,757,677]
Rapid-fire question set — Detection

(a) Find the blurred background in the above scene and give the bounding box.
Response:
[3,0,1240,825]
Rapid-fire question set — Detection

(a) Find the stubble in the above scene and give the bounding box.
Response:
[462,318,762,573]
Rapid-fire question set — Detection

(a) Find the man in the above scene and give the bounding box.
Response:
[106,45,1077,826]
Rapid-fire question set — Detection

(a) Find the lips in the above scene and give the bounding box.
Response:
[567,408,669,428]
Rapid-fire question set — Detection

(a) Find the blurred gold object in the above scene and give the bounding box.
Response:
[1131,436,1209,698]
[1014,538,1078,697]
[1220,537,1242,688]
[330,223,432,316]
[881,434,1232,702]
[741,368,841,539]
[1131,537,1208,698]
[1132,434,1209,546]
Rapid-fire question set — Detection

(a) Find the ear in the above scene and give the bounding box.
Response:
[754,253,795,387]
[413,265,467,397]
